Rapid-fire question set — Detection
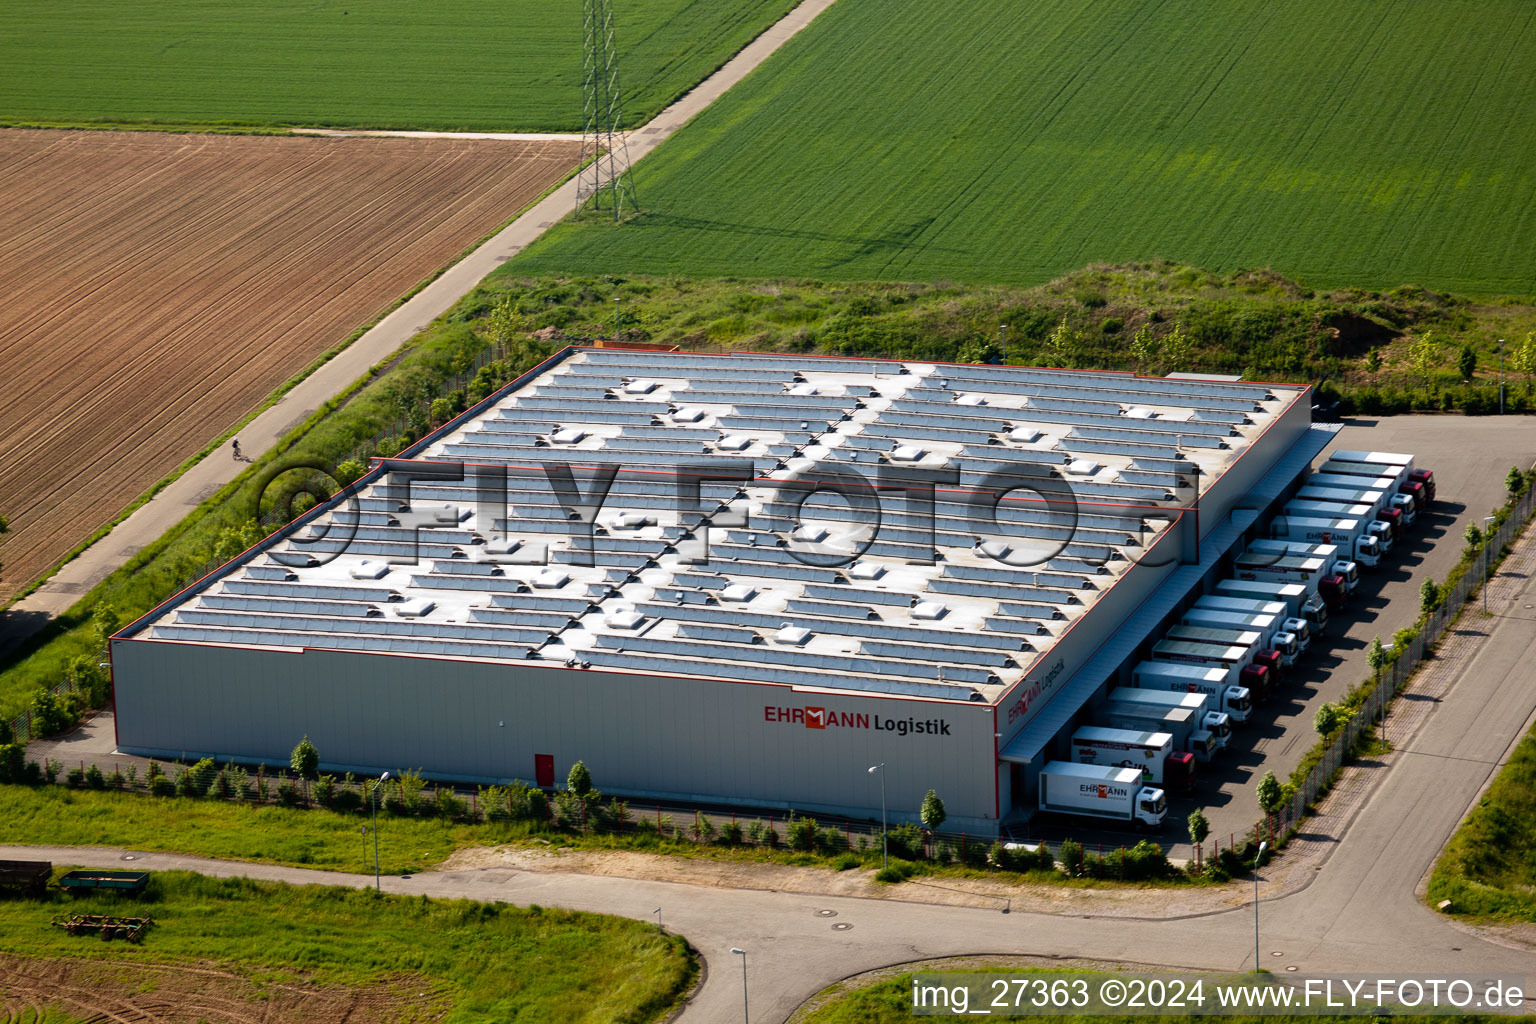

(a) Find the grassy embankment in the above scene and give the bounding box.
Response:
[514,0,1536,297]
[7,265,1536,721]
[0,870,693,1024]
[0,0,795,132]
[0,782,1195,889]
[1428,724,1536,920]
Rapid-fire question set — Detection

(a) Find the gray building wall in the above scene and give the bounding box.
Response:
[112,639,1002,832]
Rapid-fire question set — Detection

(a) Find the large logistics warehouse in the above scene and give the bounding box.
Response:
[113,347,1333,833]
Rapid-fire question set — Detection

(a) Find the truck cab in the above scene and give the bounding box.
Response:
[1270,629,1300,665]
[1240,663,1270,701]
[1332,559,1360,592]
[1379,506,1404,539]
[1252,647,1284,681]
[1204,711,1232,747]
[1302,592,1328,629]
[1391,492,1417,525]
[1408,468,1435,503]
[1282,617,1311,651]
[1368,520,1394,553]
[1318,574,1347,611]
[1355,533,1382,567]
[1189,728,1219,760]
[1135,787,1167,828]
[1166,751,1197,791]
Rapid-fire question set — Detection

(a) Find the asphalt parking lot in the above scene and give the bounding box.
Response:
[1021,414,1536,857]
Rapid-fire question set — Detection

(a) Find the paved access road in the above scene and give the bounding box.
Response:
[9,527,1535,1022]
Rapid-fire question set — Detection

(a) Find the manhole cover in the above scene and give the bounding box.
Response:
[1286,966,1299,973]
[1271,951,1284,957]
[831,922,853,931]
[121,855,137,861]
[816,909,838,918]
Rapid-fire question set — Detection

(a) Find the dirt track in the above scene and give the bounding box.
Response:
[0,129,578,601]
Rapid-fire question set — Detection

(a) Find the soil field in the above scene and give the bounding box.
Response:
[0,954,425,1024]
[0,129,579,602]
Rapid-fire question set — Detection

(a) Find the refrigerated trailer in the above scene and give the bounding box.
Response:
[1310,469,1418,524]
[1328,450,1434,503]
[1038,762,1166,828]
[1131,660,1253,721]
[1099,700,1222,761]
[1267,514,1380,568]
[1191,595,1313,652]
[1166,621,1292,674]
[1231,551,1347,611]
[1294,484,1404,539]
[1179,608,1297,663]
[1212,578,1327,628]
[1244,539,1359,592]
[1283,499,1395,553]
[1148,639,1271,701]
[1070,726,1192,789]
[1106,687,1232,746]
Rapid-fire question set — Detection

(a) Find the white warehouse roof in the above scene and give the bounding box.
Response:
[129,347,1305,704]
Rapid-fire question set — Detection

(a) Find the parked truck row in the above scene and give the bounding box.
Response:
[1038,449,1434,830]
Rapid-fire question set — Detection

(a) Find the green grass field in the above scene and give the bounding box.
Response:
[0,785,472,875]
[516,0,1536,295]
[0,0,795,131]
[1427,721,1536,919]
[0,871,692,1024]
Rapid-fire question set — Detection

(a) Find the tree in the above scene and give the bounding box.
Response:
[1256,770,1283,815]
[290,735,319,805]
[1187,808,1210,873]
[1366,635,1386,684]
[1161,323,1194,372]
[1043,316,1080,368]
[920,789,947,834]
[1507,466,1526,496]
[1419,578,1441,615]
[1408,331,1439,386]
[1457,343,1477,381]
[1130,323,1160,372]
[1464,521,1484,547]
[567,760,592,797]
[1313,702,1342,737]
[1510,332,1536,383]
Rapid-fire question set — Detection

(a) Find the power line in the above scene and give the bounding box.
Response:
[576,0,638,220]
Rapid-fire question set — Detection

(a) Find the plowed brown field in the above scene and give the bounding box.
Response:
[0,129,579,601]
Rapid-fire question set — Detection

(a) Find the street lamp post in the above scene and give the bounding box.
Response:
[1499,340,1506,415]
[999,324,1009,363]
[371,771,390,890]
[1484,515,1497,612]
[867,763,888,870]
[653,907,662,932]
[1253,840,1268,971]
[731,948,749,1023]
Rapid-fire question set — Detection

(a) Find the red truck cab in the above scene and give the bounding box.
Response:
[1166,751,1197,792]
[1252,648,1284,683]
[1408,468,1435,503]
[1240,663,1271,702]
[1378,506,1404,539]
[1318,574,1348,611]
